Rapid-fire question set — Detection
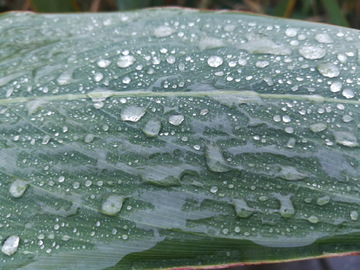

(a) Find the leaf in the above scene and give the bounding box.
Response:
[0,8,360,270]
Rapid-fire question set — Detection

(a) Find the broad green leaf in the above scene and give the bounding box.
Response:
[1,8,360,270]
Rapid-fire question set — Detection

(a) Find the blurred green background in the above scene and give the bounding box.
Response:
[0,0,358,28]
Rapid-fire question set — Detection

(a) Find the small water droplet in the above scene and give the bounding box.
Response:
[210,186,218,193]
[1,235,20,256]
[58,176,65,183]
[84,134,95,143]
[310,123,327,133]
[42,135,51,145]
[101,195,126,216]
[121,106,146,122]
[122,76,131,84]
[200,108,209,116]
[9,180,29,198]
[299,46,326,60]
[316,62,340,78]
[61,235,71,241]
[342,88,355,99]
[97,59,111,68]
[168,114,184,126]
[166,55,176,64]
[207,56,223,68]
[117,55,136,68]
[316,195,330,206]
[94,72,104,82]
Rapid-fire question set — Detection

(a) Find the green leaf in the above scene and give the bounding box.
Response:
[1,8,360,269]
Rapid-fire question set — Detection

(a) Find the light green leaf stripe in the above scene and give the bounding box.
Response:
[1,8,360,270]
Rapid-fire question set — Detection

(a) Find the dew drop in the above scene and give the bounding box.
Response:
[117,55,136,68]
[350,210,359,221]
[57,70,74,85]
[168,114,184,126]
[84,134,95,143]
[316,62,340,78]
[273,115,281,122]
[94,72,104,82]
[285,28,298,37]
[154,26,175,37]
[233,199,254,218]
[58,176,65,183]
[61,235,71,241]
[166,55,176,64]
[342,88,355,99]
[97,59,111,68]
[9,180,29,198]
[330,81,342,93]
[238,58,247,66]
[122,76,131,84]
[42,135,51,145]
[334,131,359,148]
[308,215,320,223]
[282,115,291,123]
[121,106,146,122]
[142,119,161,137]
[255,61,269,68]
[315,33,333,43]
[310,123,327,133]
[1,235,20,256]
[101,195,126,216]
[299,46,326,60]
[207,56,223,68]
[210,186,218,194]
[316,195,330,206]
[198,37,225,50]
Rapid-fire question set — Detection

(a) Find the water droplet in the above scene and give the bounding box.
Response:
[316,195,330,206]
[117,55,136,68]
[255,61,269,68]
[168,114,184,126]
[166,55,176,64]
[239,39,291,55]
[193,145,201,151]
[210,186,218,193]
[101,195,126,216]
[273,115,281,122]
[61,235,71,241]
[233,199,254,218]
[26,99,47,115]
[200,108,209,116]
[330,81,342,92]
[334,131,359,148]
[342,115,353,122]
[205,145,231,172]
[308,215,320,223]
[224,24,236,32]
[58,176,65,183]
[1,235,20,256]
[234,226,241,233]
[121,106,146,122]
[154,26,175,37]
[198,37,225,50]
[57,70,74,85]
[285,28,298,37]
[94,72,104,82]
[350,210,359,221]
[122,76,131,84]
[207,56,223,68]
[315,33,333,43]
[342,88,355,99]
[42,135,51,145]
[316,62,340,78]
[278,166,307,181]
[282,115,291,123]
[310,123,327,133]
[97,59,111,68]
[84,134,95,143]
[9,180,29,198]
[299,46,326,60]
[238,58,247,66]
[142,119,161,137]
[72,182,80,189]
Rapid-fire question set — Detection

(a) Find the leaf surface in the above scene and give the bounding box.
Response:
[1,8,360,269]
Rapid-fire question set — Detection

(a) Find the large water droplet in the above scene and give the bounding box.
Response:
[310,123,327,133]
[97,59,111,68]
[299,46,326,60]
[308,215,320,223]
[285,28,298,37]
[239,39,291,55]
[334,131,359,148]
[142,119,161,137]
[198,37,225,50]
[342,88,355,99]
[121,106,146,122]
[207,56,223,68]
[101,195,126,216]
[278,166,307,181]
[9,180,29,198]
[232,199,254,218]
[255,61,269,68]
[1,235,20,256]
[350,210,359,221]
[94,72,104,82]
[205,145,232,172]
[316,195,330,206]
[26,99,47,115]
[330,81,342,92]
[154,26,175,37]
[316,62,340,78]
[315,33,333,43]
[57,70,74,85]
[168,114,184,126]
[117,55,136,68]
